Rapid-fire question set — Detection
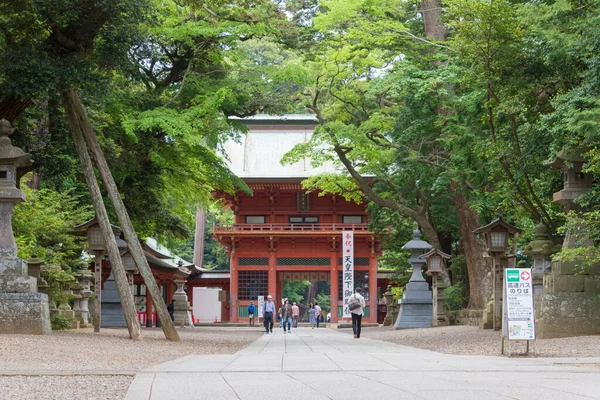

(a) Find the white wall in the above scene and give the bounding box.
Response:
[192,287,222,323]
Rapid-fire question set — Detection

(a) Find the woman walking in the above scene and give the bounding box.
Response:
[309,302,317,329]
[314,302,322,328]
[280,299,293,333]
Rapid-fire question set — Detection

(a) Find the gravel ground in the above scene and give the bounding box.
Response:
[357,325,600,357]
[0,327,262,400]
[0,376,132,400]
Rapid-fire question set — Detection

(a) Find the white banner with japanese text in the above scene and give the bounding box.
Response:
[504,268,536,340]
[342,231,354,317]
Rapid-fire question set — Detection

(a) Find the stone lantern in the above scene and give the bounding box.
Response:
[74,217,125,332]
[121,250,138,295]
[27,255,48,294]
[73,263,93,328]
[420,249,451,326]
[548,149,592,212]
[549,148,593,248]
[0,119,51,334]
[522,223,561,293]
[383,285,396,326]
[394,229,433,329]
[173,260,193,327]
[473,216,521,330]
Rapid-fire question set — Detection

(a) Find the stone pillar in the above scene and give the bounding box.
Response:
[383,286,394,326]
[435,279,449,326]
[0,119,51,335]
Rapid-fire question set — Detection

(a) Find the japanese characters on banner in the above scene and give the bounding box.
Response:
[504,268,536,340]
[342,231,354,317]
[257,295,264,319]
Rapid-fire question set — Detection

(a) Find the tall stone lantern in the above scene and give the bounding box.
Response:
[394,229,433,329]
[173,260,193,327]
[522,223,561,293]
[473,216,521,331]
[0,119,51,334]
[548,149,593,248]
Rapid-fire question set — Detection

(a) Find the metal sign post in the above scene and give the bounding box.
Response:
[257,295,265,322]
[502,267,536,356]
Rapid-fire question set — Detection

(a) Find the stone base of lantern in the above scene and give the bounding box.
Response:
[394,280,432,329]
[479,300,494,329]
[0,292,51,334]
[536,260,600,338]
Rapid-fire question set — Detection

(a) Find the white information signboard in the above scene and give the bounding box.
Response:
[257,295,265,319]
[342,231,354,317]
[504,268,536,341]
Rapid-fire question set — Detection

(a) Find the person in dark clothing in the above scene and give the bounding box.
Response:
[167,300,176,321]
[247,301,256,327]
[349,289,365,339]
[263,295,275,334]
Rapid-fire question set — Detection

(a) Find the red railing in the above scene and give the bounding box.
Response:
[213,223,370,232]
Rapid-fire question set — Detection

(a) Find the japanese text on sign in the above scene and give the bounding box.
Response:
[342,231,354,317]
[504,268,536,340]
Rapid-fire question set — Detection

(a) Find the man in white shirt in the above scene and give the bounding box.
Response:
[350,288,366,338]
[263,295,276,334]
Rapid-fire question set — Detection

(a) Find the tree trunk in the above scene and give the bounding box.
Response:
[421,0,446,41]
[451,182,491,309]
[61,88,142,340]
[65,89,180,342]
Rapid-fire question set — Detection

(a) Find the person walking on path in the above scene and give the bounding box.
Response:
[280,299,293,333]
[167,300,176,321]
[309,302,317,329]
[263,295,275,334]
[247,301,256,327]
[349,288,366,338]
[291,302,300,328]
[314,303,322,328]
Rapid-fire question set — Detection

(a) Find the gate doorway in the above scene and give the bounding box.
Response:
[278,271,330,323]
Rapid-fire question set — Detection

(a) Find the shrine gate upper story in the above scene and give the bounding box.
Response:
[213,115,382,323]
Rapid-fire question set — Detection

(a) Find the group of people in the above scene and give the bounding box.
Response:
[246,288,365,338]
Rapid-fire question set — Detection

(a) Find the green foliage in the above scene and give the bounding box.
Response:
[315,293,331,314]
[444,282,467,312]
[282,280,311,305]
[14,180,93,269]
[553,211,600,273]
[50,315,72,331]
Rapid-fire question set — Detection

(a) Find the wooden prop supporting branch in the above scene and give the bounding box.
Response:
[66,89,180,342]
[61,89,141,340]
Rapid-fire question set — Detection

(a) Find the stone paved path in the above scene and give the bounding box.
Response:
[125,327,600,400]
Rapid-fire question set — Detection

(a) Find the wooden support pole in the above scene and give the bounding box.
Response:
[62,89,141,340]
[145,287,153,328]
[66,89,180,342]
[432,274,438,327]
